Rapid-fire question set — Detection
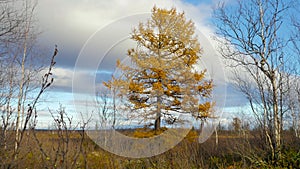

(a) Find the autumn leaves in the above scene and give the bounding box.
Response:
[104,7,213,130]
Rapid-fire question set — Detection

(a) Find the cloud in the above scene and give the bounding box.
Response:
[35,0,248,108]
[50,67,97,93]
[36,0,217,67]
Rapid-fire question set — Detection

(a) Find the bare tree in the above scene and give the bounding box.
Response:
[289,2,300,138]
[0,0,26,47]
[232,117,242,133]
[101,79,120,129]
[214,0,296,162]
[31,105,90,169]
[0,1,60,167]
[14,0,39,153]
[0,0,31,143]
[0,47,54,168]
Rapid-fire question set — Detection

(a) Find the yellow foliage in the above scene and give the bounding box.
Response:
[152,82,163,90]
[103,81,110,89]
[167,84,180,93]
[134,102,148,109]
[116,59,121,67]
[198,80,213,97]
[132,127,167,138]
[198,102,212,118]
[150,68,166,79]
[102,6,214,128]
[184,129,198,142]
[129,81,143,92]
[172,99,181,106]
[194,72,205,81]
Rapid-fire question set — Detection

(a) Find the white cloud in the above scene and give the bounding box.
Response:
[37,0,215,51]
[36,0,223,82]
[34,0,247,111]
[50,67,97,93]
[38,1,149,42]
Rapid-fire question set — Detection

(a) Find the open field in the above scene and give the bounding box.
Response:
[1,129,300,168]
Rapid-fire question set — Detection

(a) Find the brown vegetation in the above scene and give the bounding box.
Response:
[1,128,300,168]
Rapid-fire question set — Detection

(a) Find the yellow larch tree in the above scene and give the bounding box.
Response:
[104,7,213,131]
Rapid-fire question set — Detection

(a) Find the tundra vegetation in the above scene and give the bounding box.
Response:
[0,0,300,168]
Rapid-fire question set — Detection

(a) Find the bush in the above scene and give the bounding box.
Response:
[133,127,167,138]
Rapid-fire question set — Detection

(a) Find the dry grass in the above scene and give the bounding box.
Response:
[1,129,300,168]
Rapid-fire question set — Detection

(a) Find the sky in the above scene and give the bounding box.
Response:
[34,0,249,129]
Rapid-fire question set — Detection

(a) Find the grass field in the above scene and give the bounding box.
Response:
[1,128,300,168]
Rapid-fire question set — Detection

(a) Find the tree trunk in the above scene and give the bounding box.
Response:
[154,114,161,131]
[15,38,27,153]
[155,96,162,131]
[112,88,116,129]
[272,78,281,161]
